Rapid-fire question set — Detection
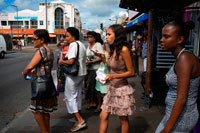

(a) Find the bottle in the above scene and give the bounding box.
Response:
[26,61,32,80]
[26,72,32,80]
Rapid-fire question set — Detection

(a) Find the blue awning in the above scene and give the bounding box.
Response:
[126,13,148,28]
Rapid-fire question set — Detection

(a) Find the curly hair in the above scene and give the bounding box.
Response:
[108,24,131,60]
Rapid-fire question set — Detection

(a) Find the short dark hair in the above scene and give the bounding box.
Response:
[34,29,50,43]
[87,31,97,39]
[167,20,195,43]
[66,27,80,40]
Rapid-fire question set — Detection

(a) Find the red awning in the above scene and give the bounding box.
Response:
[0,28,37,35]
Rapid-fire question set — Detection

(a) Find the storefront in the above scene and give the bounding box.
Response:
[119,0,200,104]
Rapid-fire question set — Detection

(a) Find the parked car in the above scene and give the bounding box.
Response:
[0,35,7,58]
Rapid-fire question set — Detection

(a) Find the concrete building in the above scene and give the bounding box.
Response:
[0,0,82,43]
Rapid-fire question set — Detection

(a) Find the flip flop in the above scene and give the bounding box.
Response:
[71,122,87,132]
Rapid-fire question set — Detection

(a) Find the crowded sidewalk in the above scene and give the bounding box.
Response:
[1,53,165,133]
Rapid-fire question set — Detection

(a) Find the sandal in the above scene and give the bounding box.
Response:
[94,108,101,113]
[71,122,86,132]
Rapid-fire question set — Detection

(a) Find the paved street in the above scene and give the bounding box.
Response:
[0,44,165,133]
[0,44,58,131]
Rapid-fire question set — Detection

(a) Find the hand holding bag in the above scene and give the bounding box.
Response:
[31,48,57,100]
[95,62,109,94]
[60,42,80,76]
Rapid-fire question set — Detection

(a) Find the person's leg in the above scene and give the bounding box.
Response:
[87,70,97,107]
[64,75,79,113]
[43,112,50,133]
[143,58,147,72]
[99,110,110,133]
[94,95,102,112]
[77,76,84,111]
[32,111,48,133]
[74,112,85,124]
[119,116,129,133]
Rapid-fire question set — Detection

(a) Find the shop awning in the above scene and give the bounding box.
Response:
[126,13,148,28]
[27,35,33,37]
[13,35,23,37]
[49,34,56,37]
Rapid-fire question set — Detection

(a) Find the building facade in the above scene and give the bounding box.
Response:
[0,0,81,43]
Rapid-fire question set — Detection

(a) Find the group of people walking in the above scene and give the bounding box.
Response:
[22,20,200,133]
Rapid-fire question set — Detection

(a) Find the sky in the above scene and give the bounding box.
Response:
[0,0,128,30]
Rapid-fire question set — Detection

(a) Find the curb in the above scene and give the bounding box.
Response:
[0,107,29,133]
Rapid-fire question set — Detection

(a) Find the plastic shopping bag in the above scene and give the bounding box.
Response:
[95,63,109,94]
[51,70,60,95]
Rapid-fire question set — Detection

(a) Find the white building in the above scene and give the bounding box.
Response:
[0,0,82,42]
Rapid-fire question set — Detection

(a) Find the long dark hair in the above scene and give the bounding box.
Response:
[109,24,131,60]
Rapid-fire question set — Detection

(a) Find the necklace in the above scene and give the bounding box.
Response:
[177,48,186,59]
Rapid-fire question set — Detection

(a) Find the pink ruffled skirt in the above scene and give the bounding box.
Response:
[101,84,135,116]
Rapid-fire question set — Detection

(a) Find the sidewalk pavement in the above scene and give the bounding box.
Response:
[1,57,165,133]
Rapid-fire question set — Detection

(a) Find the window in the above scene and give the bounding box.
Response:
[8,21,23,26]
[40,20,43,25]
[30,20,38,29]
[55,8,64,29]
[25,21,29,29]
[1,21,7,26]
[25,21,29,25]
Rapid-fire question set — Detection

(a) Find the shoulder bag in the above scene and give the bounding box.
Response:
[60,42,80,76]
[31,48,57,100]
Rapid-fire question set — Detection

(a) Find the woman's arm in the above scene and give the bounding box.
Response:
[56,37,65,48]
[161,53,192,133]
[105,46,135,81]
[22,50,42,79]
[58,58,75,66]
[86,56,102,65]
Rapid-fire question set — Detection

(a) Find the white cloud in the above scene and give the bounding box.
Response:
[13,0,38,11]
[80,0,119,17]
[75,0,127,30]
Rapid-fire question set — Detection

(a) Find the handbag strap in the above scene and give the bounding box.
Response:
[38,47,48,74]
[75,42,79,60]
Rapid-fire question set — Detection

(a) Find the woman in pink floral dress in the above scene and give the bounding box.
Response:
[99,24,135,133]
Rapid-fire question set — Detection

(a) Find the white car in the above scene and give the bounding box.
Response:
[0,35,7,58]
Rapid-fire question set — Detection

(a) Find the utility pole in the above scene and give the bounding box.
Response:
[12,5,19,39]
[45,0,48,30]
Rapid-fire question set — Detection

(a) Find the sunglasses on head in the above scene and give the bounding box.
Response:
[32,38,40,41]
[87,35,93,38]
